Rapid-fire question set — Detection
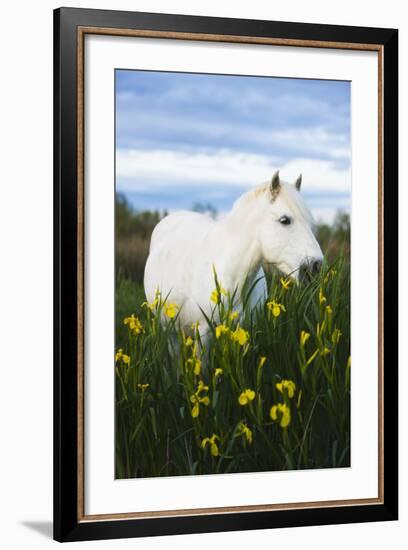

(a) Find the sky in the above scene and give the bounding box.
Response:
[115,69,351,224]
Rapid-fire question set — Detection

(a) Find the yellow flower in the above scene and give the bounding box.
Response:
[210,286,227,304]
[229,311,239,321]
[300,330,310,347]
[332,328,342,345]
[238,388,256,406]
[193,358,202,376]
[320,347,331,356]
[258,356,266,368]
[324,268,337,283]
[201,434,220,457]
[215,323,229,339]
[197,380,208,393]
[270,403,291,428]
[190,381,210,417]
[141,291,160,311]
[280,277,291,291]
[164,303,178,318]
[198,395,210,406]
[185,336,194,346]
[214,368,223,378]
[191,402,200,418]
[137,383,150,391]
[276,379,296,399]
[237,422,253,444]
[115,348,130,365]
[319,288,326,304]
[123,314,144,335]
[267,300,286,317]
[231,326,249,346]
[142,300,157,311]
[186,357,202,376]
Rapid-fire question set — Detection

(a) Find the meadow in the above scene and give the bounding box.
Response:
[115,254,350,479]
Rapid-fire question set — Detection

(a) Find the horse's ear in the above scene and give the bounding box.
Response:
[270,171,280,199]
[295,173,302,191]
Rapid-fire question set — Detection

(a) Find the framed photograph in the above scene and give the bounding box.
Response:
[54,7,398,542]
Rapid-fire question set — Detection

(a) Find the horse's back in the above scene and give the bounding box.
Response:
[149,211,213,253]
[144,212,214,310]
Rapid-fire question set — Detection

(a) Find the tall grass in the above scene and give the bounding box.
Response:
[115,258,350,479]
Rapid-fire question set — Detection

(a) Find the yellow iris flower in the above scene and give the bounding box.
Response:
[267,300,286,317]
[164,303,178,319]
[141,290,161,312]
[300,330,310,347]
[332,328,342,345]
[324,268,337,283]
[190,381,210,417]
[141,300,157,312]
[115,348,130,365]
[210,286,227,304]
[231,326,249,346]
[186,357,201,376]
[215,324,229,339]
[280,277,291,290]
[276,379,296,399]
[184,336,194,346]
[238,388,256,406]
[319,288,326,304]
[123,314,144,335]
[237,422,253,444]
[270,403,291,428]
[201,434,220,457]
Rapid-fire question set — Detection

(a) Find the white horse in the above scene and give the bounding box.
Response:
[144,171,323,335]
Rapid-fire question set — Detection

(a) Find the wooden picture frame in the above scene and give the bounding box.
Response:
[54,7,398,542]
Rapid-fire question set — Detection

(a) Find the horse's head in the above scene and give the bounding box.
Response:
[258,171,323,281]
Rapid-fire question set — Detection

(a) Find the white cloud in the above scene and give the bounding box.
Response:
[118,108,349,162]
[118,83,348,128]
[116,148,351,195]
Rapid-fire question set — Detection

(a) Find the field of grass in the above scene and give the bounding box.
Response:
[115,258,350,479]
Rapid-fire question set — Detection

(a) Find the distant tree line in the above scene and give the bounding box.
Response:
[315,211,350,262]
[115,194,167,283]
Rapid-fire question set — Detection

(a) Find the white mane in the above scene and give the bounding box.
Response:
[230,180,315,227]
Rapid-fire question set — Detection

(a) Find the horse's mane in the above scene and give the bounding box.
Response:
[230,181,315,227]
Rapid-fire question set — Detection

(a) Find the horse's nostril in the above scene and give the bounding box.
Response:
[299,260,322,281]
[312,260,322,274]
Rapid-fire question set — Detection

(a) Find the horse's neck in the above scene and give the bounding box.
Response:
[217,209,263,293]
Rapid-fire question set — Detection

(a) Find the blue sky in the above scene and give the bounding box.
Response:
[115,70,350,223]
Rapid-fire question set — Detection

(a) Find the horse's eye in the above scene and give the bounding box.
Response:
[279,215,292,226]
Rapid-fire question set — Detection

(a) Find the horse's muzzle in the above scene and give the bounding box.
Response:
[299,259,322,281]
